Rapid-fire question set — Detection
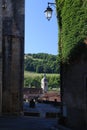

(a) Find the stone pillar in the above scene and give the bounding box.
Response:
[0,0,2,115]
[2,0,24,115]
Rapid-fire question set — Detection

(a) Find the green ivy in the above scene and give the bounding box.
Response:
[56,0,87,63]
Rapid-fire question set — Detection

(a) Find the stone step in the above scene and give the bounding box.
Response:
[24,111,60,119]
[24,111,40,117]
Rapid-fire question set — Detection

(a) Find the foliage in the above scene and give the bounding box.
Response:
[24,71,60,90]
[56,0,87,63]
[24,53,60,73]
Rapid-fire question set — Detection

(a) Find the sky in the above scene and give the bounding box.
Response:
[25,0,59,55]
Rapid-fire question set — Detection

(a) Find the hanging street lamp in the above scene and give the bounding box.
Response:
[44,2,56,21]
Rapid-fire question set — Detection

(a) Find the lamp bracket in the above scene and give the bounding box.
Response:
[48,2,56,7]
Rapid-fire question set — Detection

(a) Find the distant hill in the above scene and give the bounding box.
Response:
[24,53,60,73]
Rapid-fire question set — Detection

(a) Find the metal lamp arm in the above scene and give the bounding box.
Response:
[48,2,56,7]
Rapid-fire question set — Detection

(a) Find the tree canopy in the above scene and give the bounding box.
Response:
[24,53,60,73]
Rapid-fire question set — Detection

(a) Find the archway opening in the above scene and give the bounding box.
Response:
[24,0,60,121]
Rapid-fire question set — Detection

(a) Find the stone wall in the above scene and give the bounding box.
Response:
[2,0,24,115]
[0,0,2,115]
[62,59,87,129]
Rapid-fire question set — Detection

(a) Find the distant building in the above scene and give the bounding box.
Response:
[23,88,43,100]
[41,74,48,93]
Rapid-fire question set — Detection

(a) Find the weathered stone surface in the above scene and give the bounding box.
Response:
[0,0,2,115]
[1,0,24,115]
[62,59,87,129]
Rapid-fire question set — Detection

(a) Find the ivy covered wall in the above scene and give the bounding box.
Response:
[56,0,87,63]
